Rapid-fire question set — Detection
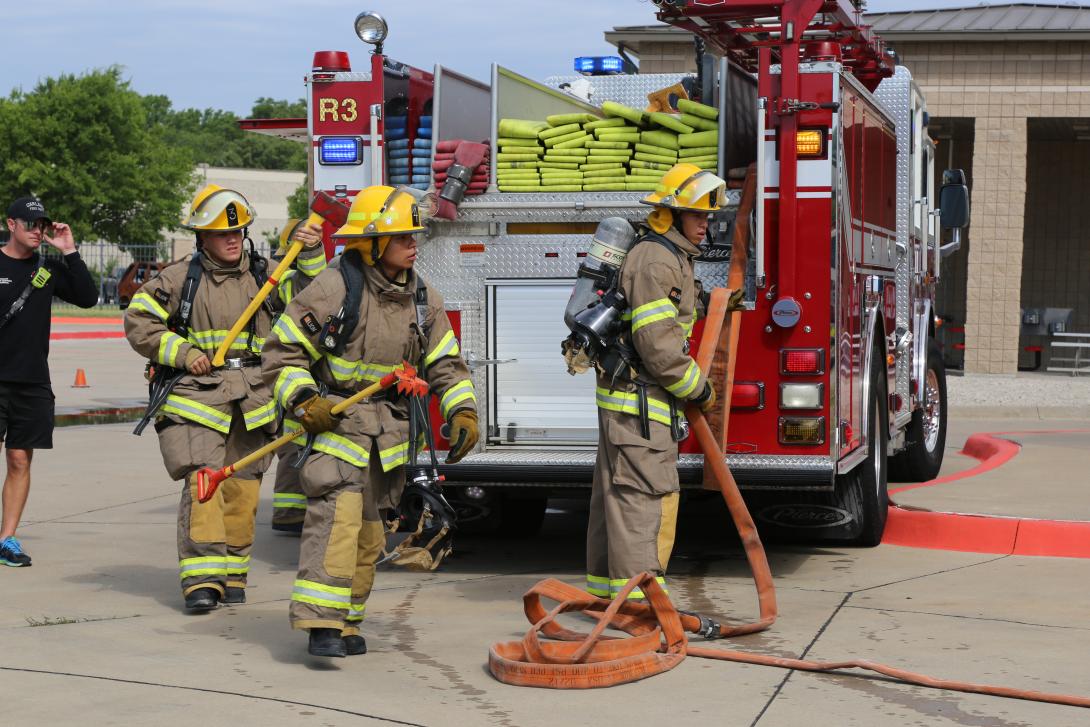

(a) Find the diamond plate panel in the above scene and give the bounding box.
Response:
[874,66,914,421]
[543,73,690,109]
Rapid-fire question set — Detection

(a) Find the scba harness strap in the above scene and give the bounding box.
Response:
[319,249,431,358]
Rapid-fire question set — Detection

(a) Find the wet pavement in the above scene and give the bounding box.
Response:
[3,333,1087,726]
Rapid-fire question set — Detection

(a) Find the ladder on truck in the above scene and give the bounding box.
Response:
[656,0,894,297]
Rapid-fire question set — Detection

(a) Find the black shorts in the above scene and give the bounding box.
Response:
[0,382,55,450]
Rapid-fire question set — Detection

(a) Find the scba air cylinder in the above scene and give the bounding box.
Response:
[563,217,637,329]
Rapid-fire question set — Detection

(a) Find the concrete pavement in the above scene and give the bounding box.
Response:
[4,414,1090,726]
[2,332,1086,725]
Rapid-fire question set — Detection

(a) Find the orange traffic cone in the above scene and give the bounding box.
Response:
[72,368,90,388]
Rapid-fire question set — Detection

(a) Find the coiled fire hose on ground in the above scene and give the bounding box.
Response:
[488,168,1090,708]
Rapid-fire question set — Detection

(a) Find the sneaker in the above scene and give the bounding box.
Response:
[0,537,31,567]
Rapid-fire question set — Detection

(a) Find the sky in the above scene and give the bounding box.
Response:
[2,0,1027,116]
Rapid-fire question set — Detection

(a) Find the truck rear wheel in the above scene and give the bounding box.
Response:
[834,345,889,546]
[889,341,947,483]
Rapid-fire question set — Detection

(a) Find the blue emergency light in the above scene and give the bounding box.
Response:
[319,136,363,165]
[574,56,625,76]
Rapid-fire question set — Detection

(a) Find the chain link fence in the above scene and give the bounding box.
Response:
[47,239,276,314]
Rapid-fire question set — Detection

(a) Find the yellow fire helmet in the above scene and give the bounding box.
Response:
[640,163,727,234]
[334,185,427,265]
[182,184,256,232]
[276,217,306,255]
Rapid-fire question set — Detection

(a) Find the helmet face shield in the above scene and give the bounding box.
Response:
[640,163,727,213]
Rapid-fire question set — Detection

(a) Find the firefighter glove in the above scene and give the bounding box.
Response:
[446,410,478,464]
[693,381,717,413]
[295,394,340,435]
[727,287,745,312]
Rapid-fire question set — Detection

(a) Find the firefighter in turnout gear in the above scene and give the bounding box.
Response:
[586,163,725,602]
[261,185,477,658]
[124,185,322,612]
[270,219,328,533]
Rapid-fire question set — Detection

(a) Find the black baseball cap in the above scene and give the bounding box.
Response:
[7,196,52,225]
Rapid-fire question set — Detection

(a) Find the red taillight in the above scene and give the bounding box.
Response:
[731,382,765,410]
[781,349,824,375]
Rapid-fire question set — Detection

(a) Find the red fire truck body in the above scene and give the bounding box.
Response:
[242,2,966,543]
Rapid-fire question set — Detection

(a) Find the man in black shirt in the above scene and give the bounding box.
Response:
[0,196,97,566]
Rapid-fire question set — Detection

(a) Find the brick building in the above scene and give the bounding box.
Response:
[607,3,1090,374]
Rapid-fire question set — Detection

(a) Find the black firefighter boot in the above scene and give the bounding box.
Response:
[223,587,246,604]
[308,628,347,658]
[343,635,367,655]
[184,587,219,612]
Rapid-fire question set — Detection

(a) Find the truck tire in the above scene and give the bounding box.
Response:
[889,341,947,483]
[833,344,889,546]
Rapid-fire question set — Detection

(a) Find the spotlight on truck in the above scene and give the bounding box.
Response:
[354,11,388,54]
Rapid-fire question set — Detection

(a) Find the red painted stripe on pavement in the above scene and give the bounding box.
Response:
[888,433,1020,495]
[884,430,1090,558]
[50,331,125,340]
[51,317,123,325]
[883,509,1019,554]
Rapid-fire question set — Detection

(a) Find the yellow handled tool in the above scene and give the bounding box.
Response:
[210,210,322,367]
[209,191,349,366]
[195,362,429,503]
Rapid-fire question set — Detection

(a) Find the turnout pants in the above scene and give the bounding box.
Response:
[159,405,272,598]
[272,443,307,528]
[586,408,680,600]
[290,440,393,635]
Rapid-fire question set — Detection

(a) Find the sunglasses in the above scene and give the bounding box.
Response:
[18,219,51,232]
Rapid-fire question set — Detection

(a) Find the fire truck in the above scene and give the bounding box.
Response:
[241,2,969,544]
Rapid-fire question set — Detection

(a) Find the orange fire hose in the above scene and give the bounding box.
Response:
[488,168,1090,708]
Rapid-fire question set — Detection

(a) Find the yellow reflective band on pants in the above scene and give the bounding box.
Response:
[271,315,321,361]
[609,576,667,600]
[629,298,677,334]
[243,400,278,430]
[291,579,352,610]
[226,554,250,577]
[274,367,317,410]
[179,556,229,580]
[161,395,232,433]
[586,574,610,598]
[594,387,672,427]
[157,332,187,367]
[664,359,701,398]
[440,380,476,419]
[379,441,410,471]
[346,602,366,623]
[425,330,460,366]
[130,291,169,321]
[284,420,370,468]
[274,493,307,510]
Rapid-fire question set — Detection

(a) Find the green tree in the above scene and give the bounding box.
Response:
[152,96,307,172]
[0,67,195,258]
[287,179,310,218]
